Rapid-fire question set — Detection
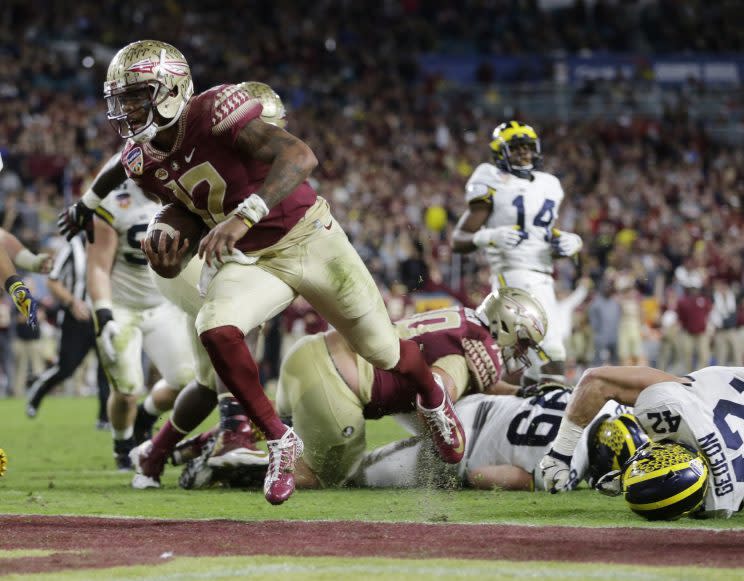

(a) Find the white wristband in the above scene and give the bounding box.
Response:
[235,194,269,226]
[14,249,38,271]
[81,189,103,210]
[551,417,584,457]
[93,299,113,311]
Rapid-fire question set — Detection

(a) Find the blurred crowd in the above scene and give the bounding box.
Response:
[0,0,742,394]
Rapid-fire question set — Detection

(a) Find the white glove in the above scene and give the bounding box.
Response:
[99,320,121,363]
[539,450,573,493]
[551,229,583,257]
[473,226,525,249]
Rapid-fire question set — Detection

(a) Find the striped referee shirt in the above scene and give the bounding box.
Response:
[49,234,87,304]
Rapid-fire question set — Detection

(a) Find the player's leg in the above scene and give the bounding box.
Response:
[26,313,95,417]
[101,305,145,470]
[195,263,301,504]
[276,333,367,488]
[353,437,423,488]
[498,271,566,384]
[95,355,110,429]
[277,206,464,464]
[133,302,195,442]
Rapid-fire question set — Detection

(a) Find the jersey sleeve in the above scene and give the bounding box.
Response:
[95,192,119,228]
[209,84,264,143]
[465,164,496,205]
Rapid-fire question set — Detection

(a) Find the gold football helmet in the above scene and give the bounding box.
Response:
[476,287,549,372]
[104,40,194,142]
[238,81,287,128]
[490,120,541,179]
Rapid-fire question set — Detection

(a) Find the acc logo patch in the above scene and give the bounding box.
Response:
[342,426,355,438]
[125,147,144,175]
[155,168,169,180]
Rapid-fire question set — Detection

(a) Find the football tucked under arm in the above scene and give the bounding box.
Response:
[145,204,207,278]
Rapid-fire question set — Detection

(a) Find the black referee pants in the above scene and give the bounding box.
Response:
[27,312,110,421]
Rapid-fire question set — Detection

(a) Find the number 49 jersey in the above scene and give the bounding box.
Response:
[465,163,564,274]
[635,366,744,518]
[457,391,629,488]
[96,180,163,310]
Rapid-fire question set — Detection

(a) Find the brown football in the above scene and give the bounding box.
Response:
[146,203,206,278]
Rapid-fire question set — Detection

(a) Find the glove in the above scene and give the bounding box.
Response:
[516,381,573,399]
[5,276,38,328]
[539,449,573,493]
[58,200,96,243]
[95,308,121,363]
[473,226,526,249]
[551,229,583,257]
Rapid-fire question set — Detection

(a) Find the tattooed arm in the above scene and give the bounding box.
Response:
[198,119,318,265]
[234,118,318,209]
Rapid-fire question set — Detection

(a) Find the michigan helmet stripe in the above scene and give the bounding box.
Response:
[624,461,700,487]
[626,472,707,511]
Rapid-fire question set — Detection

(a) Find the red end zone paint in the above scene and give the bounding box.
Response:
[1,516,742,575]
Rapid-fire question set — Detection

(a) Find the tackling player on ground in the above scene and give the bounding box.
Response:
[540,365,744,519]
[452,121,582,386]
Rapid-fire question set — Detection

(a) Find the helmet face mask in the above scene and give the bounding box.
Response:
[104,40,194,142]
[587,413,649,488]
[475,288,549,374]
[490,120,542,179]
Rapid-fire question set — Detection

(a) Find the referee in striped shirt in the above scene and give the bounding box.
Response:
[26,234,110,426]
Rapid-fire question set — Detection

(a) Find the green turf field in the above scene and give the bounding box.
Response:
[2,396,744,581]
[0,396,742,528]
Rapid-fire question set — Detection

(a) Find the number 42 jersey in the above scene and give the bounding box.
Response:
[635,366,744,518]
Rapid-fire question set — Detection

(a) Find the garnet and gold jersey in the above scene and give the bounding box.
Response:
[465,163,564,274]
[120,84,317,252]
[634,366,744,518]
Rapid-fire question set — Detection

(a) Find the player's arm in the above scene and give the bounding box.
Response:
[234,118,318,209]
[58,152,126,242]
[198,119,318,265]
[87,217,119,361]
[539,366,684,491]
[0,245,38,326]
[482,380,521,396]
[451,200,492,254]
[0,228,52,273]
[466,464,533,491]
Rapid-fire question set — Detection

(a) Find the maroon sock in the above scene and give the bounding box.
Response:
[150,419,186,463]
[389,339,444,409]
[200,326,287,440]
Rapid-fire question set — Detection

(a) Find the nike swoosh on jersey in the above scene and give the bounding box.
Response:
[185,147,196,163]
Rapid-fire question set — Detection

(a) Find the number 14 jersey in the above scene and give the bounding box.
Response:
[635,366,744,518]
[465,163,564,274]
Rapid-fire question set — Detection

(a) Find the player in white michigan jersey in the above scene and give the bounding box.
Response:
[88,179,195,469]
[357,389,637,491]
[452,121,583,386]
[541,366,744,519]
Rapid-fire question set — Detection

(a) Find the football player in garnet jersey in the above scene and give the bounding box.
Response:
[63,40,466,505]
[452,121,583,388]
[274,288,548,489]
